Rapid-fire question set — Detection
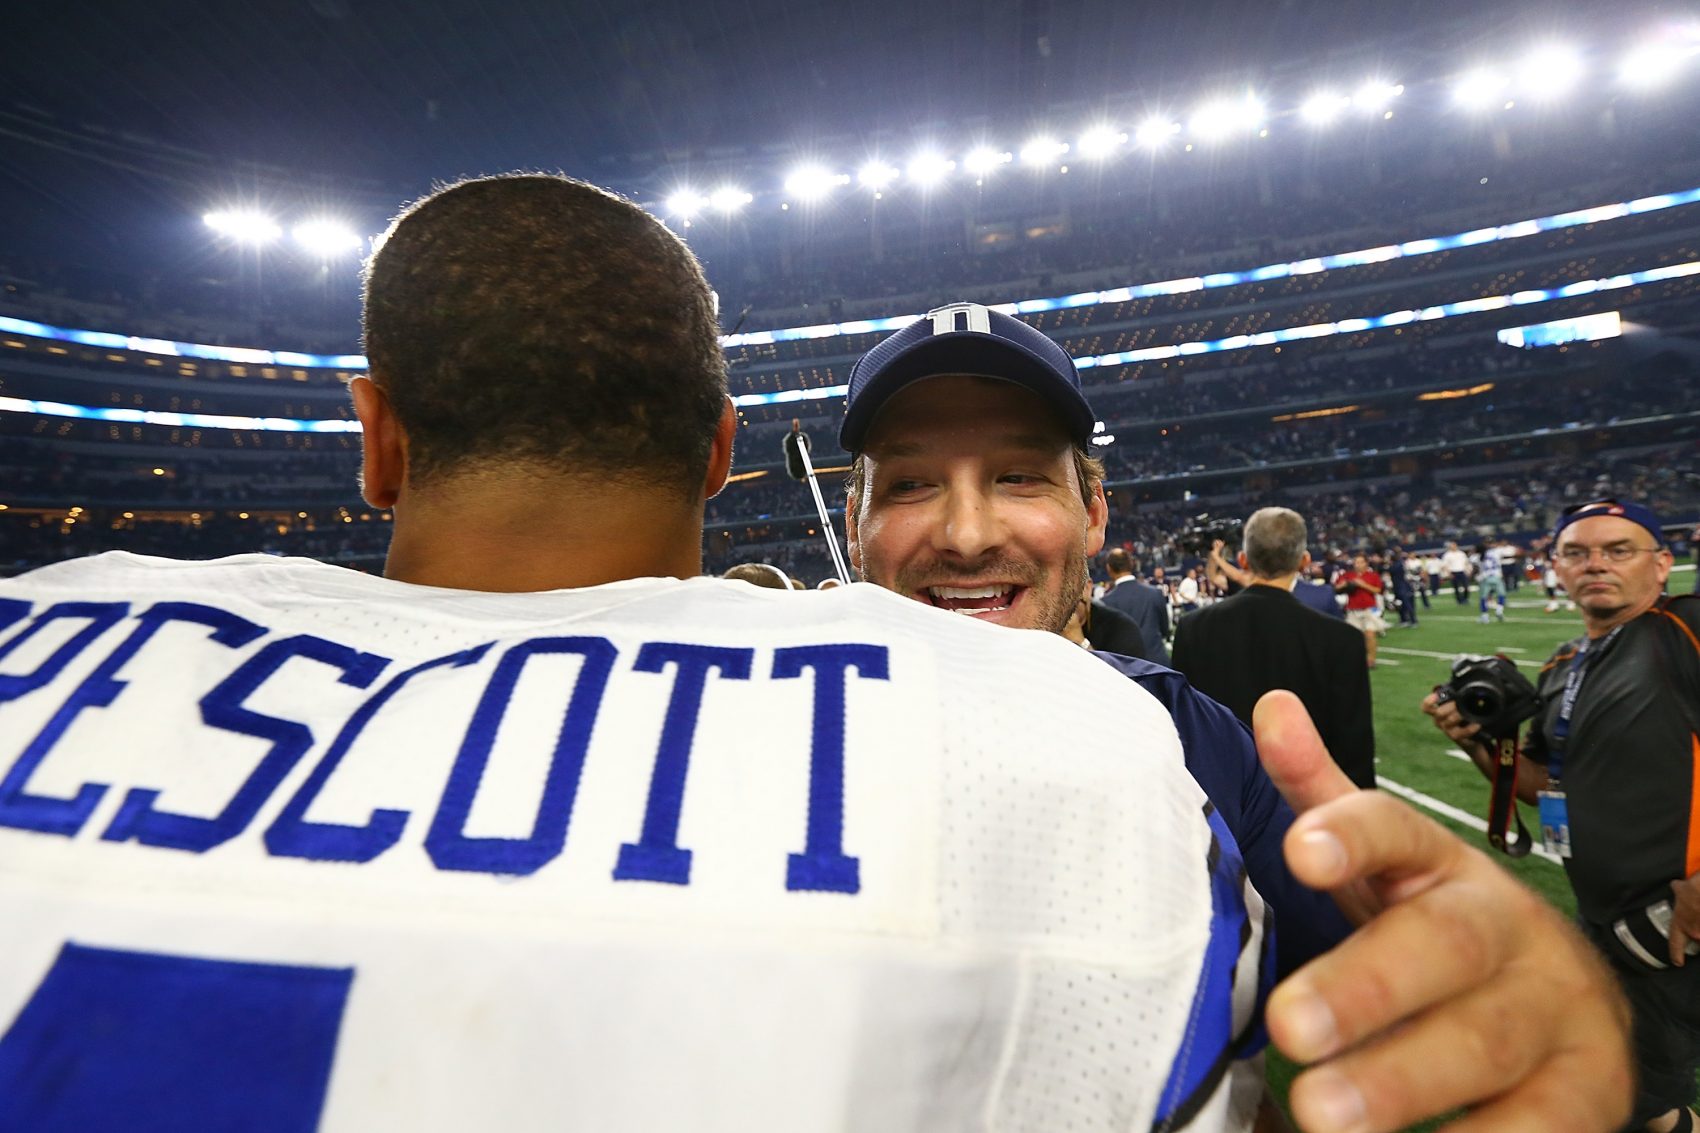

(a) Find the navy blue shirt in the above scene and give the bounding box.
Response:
[1293,580,1345,620]
[1095,651,1354,977]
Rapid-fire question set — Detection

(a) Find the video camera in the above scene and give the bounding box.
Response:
[1174,514,1243,558]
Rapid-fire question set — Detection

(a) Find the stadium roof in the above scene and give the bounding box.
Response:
[0,0,1657,265]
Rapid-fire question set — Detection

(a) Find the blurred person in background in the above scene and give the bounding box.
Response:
[1389,545,1419,628]
[1476,539,1508,623]
[1293,559,1346,620]
[1333,553,1385,668]
[723,562,793,589]
[1099,546,1171,663]
[1172,508,1375,789]
[1442,539,1471,603]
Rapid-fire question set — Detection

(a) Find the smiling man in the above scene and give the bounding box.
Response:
[843,302,1633,1131]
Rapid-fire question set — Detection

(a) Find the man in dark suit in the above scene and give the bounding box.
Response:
[1171,507,1376,788]
[1098,546,1171,663]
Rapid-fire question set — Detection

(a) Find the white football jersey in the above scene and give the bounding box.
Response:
[0,553,1263,1132]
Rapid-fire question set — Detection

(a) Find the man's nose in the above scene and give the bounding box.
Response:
[934,484,1004,561]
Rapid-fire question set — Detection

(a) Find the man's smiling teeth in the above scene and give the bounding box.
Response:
[927,585,1016,615]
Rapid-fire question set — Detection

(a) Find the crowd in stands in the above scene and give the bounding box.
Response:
[695,447,1700,589]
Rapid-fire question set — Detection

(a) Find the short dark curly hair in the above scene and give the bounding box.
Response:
[362,173,727,495]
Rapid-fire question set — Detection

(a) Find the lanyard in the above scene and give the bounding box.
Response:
[1548,624,1623,782]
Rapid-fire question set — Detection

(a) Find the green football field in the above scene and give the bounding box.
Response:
[1265,564,1697,1126]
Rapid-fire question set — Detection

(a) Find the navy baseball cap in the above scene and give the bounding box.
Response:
[838,302,1096,452]
[1553,498,1666,545]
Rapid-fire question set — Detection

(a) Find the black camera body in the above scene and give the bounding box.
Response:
[1175,514,1243,558]
[1437,654,1541,738]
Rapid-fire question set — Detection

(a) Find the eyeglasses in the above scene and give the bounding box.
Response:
[1554,545,1662,566]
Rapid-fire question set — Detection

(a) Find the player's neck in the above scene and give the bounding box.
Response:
[381,480,705,593]
[1251,573,1299,590]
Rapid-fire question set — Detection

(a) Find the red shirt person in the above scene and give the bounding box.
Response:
[1334,554,1385,666]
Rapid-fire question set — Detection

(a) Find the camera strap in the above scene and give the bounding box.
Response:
[1487,735,1532,858]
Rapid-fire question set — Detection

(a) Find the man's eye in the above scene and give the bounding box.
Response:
[886,479,927,494]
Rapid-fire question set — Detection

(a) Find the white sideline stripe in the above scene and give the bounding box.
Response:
[1372,658,1402,666]
[1495,646,1527,652]
[1380,646,1466,661]
[1378,776,1564,865]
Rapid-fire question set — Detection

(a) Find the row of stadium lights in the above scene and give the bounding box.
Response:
[664,34,1700,220]
[198,30,1700,246]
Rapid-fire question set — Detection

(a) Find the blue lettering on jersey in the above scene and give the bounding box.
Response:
[0,602,266,838]
[614,643,755,885]
[772,644,889,894]
[265,642,494,864]
[101,634,389,854]
[0,601,128,705]
[0,598,29,636]
[426,636,616,876]
[0,943,351,1133]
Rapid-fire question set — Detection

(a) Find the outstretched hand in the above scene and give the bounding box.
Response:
[1252,690,1631,1132]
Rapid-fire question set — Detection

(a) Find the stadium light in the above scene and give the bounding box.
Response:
[1619,37,1698,89]
[1517,44,1586,100]
[1133,115,1181,149]
[1019,136,1069,166]
[783,166,847,201]
[708,186,754,213]
[665,189,706,218]
[1452,68,1511,109]
[1076,124,1127,158]
[857,160,900,190]
[1352,80,1404,111]
[906,151,956,186]
[203,210,282,245]
[1300,91,1350,126]
[291,219,363,258]
[1188,95,1264,141]
[962,147,1012,176]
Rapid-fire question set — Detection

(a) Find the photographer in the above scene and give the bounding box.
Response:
[1424,498,1700,1133]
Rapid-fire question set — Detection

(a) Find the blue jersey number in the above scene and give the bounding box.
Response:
[0,943,352,1133]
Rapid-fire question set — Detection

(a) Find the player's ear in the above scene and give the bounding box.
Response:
[1085,479,1108,558]
[1237,550,1250,571]
[350,376,404,509]
[702,397,737,499]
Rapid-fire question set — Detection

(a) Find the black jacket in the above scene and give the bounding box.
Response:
[1099,577,1171,664]
[1170,582,1376,788]
[1083,599,1146,659]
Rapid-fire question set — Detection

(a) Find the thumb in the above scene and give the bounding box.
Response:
[1253,689,1357,816]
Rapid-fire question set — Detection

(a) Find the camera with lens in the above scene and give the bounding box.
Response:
[1175,514,1243,558]
[1435,654,1541,739]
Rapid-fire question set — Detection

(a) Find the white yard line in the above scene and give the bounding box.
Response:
[1379,646,1465,661]
[1378,775,1563,864]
